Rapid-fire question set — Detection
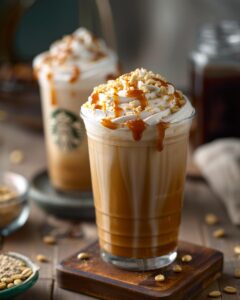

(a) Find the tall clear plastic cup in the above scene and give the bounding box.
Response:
[81,109,194,270]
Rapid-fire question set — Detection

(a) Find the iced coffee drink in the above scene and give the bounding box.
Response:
[81,68,195,270]
[33,28,119,191]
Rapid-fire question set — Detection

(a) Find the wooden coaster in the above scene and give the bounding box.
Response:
[57,241,223,300]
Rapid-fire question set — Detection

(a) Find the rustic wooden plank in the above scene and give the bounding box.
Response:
[15,278,53,300]
[219,260,240,300]
[1,123,46,180]
[54,283,97,300]
[180,180,205,245]
[197,182,240,259]
[187,180,240,299]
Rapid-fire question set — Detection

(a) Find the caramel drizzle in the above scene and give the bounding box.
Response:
[69,66,80,83]
[127,89,148,110]
[153,77,169,87]
[101,117,146,142]
[90,93,102,109]
[113,90,123,117]
[47,72,57,106]
[91,92,99,104]
[156,122,169,151]
[174,91,182,106]
[91,75,174,147]
[126,119,146,141]
[33,67,39,80]
[101,118,118,130]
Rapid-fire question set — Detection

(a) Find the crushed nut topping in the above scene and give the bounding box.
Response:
[86,68,185,120]
[34,28,115,83]
[81,68,194,147]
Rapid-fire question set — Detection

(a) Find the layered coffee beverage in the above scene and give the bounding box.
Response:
[33,28,119,191]
[81,68,195,270]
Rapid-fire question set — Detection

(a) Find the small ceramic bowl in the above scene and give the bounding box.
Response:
[0,172,29,236]
[0,252,39,299]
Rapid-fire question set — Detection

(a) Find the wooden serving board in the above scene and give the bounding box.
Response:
[57,241,223,300]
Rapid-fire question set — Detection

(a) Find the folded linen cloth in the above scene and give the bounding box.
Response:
[193,138,240,225]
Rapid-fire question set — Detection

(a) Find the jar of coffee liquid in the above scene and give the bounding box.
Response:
[190,21,240,147]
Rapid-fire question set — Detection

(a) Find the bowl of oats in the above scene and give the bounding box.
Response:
[0,172,29,236]
[0,252,39,299]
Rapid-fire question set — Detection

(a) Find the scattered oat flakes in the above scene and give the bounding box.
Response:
[205,214,219,225]
[36,254,48,263]
[77,252,90,260]
[154,274,165,282]
[208,290,221,298]
[213,228,225,238]
[181,254,192,262]
[0,254,33,291]
[9,150,24,164]
[43,235,57,245]
[233,245,240,255]
[234,268,240,278]
[223,285,237,294]
[173,264,182,273]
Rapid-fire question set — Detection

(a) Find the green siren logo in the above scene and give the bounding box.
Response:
[51,108,84,151]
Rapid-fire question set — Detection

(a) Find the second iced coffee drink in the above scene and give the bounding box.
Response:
[34,28,119,191]
[81,68,195,270]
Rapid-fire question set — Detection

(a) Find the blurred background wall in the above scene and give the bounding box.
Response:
[0,0,239,89]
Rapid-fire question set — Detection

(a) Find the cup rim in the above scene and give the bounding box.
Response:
[80,107,195,129]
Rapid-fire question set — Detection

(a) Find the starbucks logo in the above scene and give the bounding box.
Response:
[51,108,84,151]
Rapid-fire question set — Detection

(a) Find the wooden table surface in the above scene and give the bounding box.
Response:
[1,122,240,300]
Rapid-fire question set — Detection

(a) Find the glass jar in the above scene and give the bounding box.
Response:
[190,21,240,147]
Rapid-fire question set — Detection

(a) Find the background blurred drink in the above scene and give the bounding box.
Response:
[190,21,240,147]
[34,28,119,191]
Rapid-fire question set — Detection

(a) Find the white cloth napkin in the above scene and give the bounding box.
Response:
[193,138,240,225]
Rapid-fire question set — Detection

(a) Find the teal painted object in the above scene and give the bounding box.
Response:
[29,170,95,220]
[0,252,40,299]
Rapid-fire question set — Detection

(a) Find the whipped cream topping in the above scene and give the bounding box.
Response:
[33,28,119,83]
[81,68,195,129]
